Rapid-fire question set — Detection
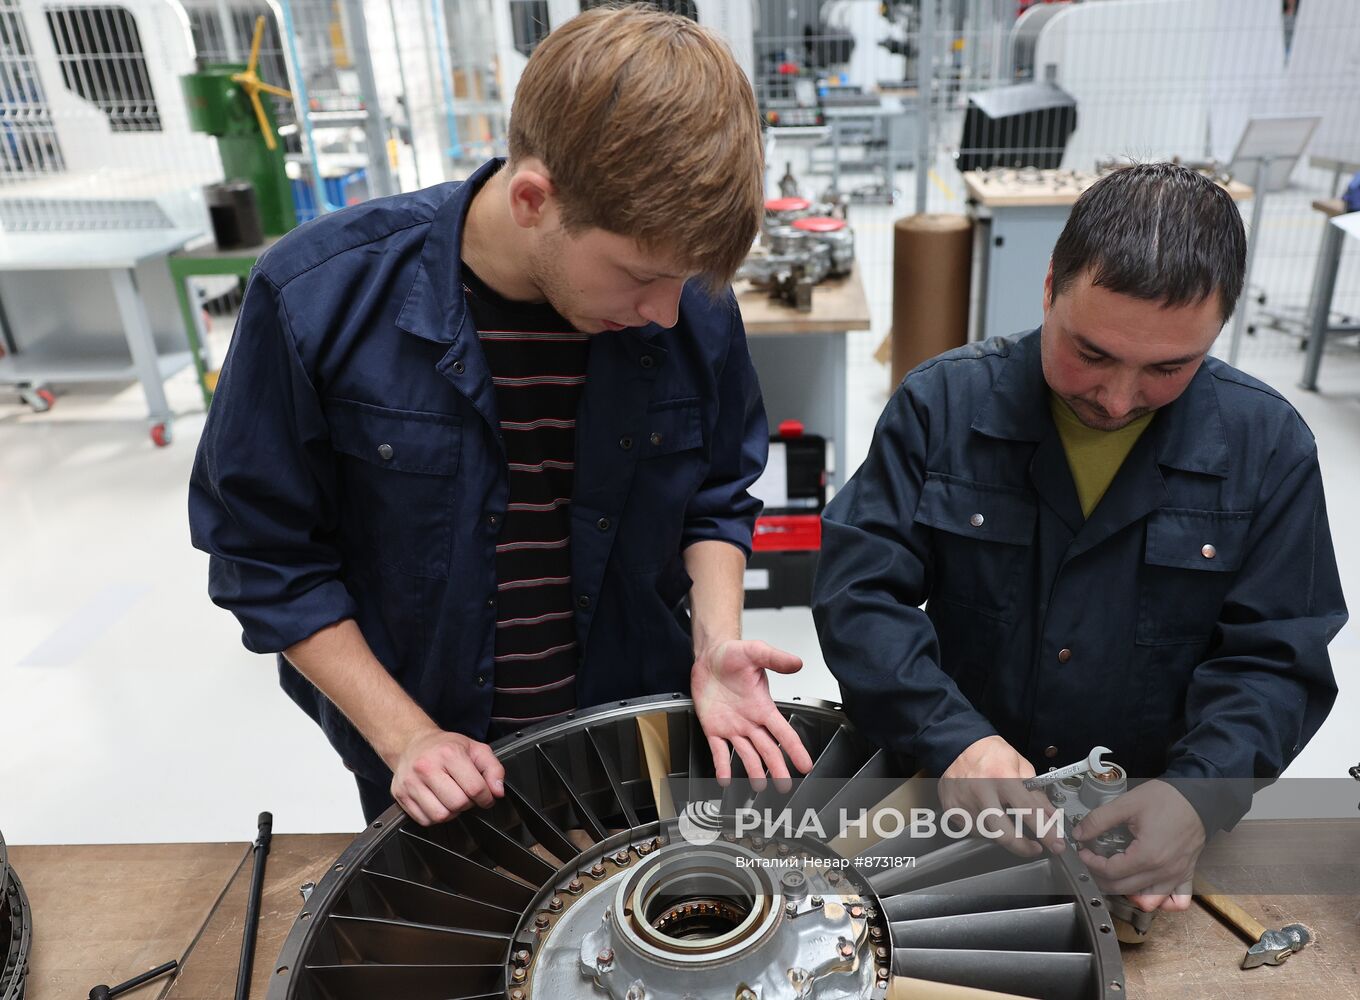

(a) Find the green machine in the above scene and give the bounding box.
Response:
[180,16,296,236]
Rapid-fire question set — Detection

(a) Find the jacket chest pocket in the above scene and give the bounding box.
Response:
[640,398,705,459]
[326,398,462,579]
[1136,508,1250,645]
[913,474,1036,622]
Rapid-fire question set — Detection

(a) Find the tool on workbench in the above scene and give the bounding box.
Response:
[87,959,178,999]
[1194,876,1313,969]
[234,812,274,1000]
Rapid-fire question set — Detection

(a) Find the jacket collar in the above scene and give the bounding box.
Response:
[971,327,1230,478]
[395,157,505,344]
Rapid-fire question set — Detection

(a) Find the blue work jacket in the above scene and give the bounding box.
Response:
[812,331,1344,833]
[188,159,767,784]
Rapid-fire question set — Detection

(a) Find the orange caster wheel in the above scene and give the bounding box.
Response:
[19,385,55,412]
[150,422,173,447]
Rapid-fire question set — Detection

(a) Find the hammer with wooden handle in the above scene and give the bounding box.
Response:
[1193,876,1312,969]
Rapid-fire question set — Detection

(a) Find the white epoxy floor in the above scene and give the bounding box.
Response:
[2,195,1356,846]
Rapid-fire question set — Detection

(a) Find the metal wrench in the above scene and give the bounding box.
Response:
[1023,746,1114,791]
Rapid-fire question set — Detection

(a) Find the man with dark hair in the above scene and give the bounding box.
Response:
[812,163,1345,912]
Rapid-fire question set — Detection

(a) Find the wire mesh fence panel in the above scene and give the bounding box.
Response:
[0,0,220,233]
[1,0,66,177]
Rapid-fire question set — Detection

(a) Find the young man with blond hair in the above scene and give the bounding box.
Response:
[190,5,812,824]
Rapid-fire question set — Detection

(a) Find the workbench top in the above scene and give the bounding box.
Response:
[963,169,1253,209]
[735,264,872,336]
[9,820,1358,999]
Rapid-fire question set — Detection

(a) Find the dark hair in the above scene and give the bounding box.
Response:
[1050,163,1246,322]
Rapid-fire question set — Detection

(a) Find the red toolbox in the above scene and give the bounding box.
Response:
[745,421,826,609]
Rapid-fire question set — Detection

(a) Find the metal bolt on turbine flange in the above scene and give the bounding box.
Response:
[615,850,631,866]
[548,895,564,912]
[810,895,823,908]
[512,967,527,983]
[591,862,607,879]
[568,877,584,893]
[838,938,855,959]
[597,948,615,966]
[534,914,550,930]
[785,901,799,918]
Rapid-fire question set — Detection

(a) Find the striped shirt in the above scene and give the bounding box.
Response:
[462,266,588,737]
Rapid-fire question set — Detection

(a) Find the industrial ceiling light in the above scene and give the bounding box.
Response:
[269,696,1126,1000]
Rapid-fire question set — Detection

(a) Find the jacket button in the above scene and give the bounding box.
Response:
[486,597,496,608]
[577,595,591,609]
[640,354,655,369]
[1045,745,1059,759]
[476,674,486,686]
[969,513,984,527]
[377,443,394,461]
[649,432,663,446]
[597,517,611,531]
[619,435,633,450]
[452,360,466,375]
[488,514,499,527]
[1057,648,1072,664]
[1201,543,1217,559]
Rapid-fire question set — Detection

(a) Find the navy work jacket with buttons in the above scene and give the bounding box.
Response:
[188,159,767,785]
[812,331,1345,834]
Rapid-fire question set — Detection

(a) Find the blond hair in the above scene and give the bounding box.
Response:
[508,3,763,292]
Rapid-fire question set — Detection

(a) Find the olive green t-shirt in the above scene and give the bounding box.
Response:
[1049,393,1155,518]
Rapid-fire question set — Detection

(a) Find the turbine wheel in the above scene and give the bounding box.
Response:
[269,696,1125,1000]
[1,830,32,1000]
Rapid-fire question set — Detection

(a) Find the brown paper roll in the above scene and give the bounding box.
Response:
[891,214,973,388]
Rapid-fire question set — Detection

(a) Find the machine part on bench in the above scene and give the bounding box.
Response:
[738,198,858,312]
[268,696,1126,1000]
[1,830,33,1000]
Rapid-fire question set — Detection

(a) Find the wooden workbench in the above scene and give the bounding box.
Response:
[962,169,1253,208]
[10,835,352,1000]
[735,266,872,336]
[9,820,1358,999]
